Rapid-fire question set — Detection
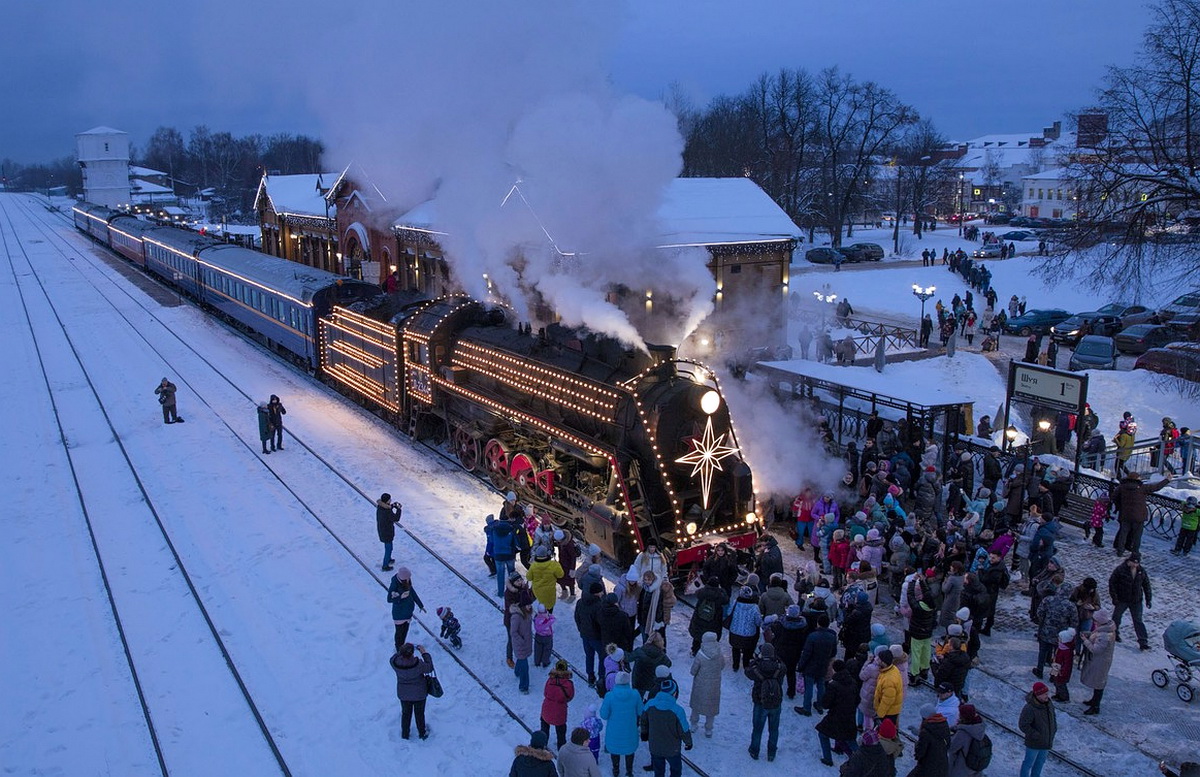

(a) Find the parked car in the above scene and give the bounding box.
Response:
[1049,312,1122,345]
[846,242,884,261]
[1067,335,1119,371]
[1000,230,1036,241]
[972,243,1004,258]
[1095,302,1156,328]
[1135,347,1200,382]
[1009,216,1035,227]
[1166,311,1200,340]
[805,247,850,265]
[985,213,1013,225]
[1159,290,1200,322]
[1113,323,1179,354]
[1001,308,1073,336]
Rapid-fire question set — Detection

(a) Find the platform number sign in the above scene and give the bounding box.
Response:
[1007,362,1087,415]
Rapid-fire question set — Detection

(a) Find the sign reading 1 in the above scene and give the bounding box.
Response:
[1010,363,1085,412]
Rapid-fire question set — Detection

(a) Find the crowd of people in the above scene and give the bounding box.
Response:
[370,429,1192,777]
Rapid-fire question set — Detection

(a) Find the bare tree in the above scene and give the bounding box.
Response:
[1055,0,1200,296]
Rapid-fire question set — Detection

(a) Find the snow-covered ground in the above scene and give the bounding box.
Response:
[2,193,1192,775]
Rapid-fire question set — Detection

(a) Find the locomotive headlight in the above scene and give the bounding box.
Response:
[685,521,698,536]
[745,512,759,524]
[700,390,721,415]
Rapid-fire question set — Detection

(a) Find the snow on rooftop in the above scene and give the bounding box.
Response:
[259,173,337,218]
[757,356,978,408]
[655,177,801,247]
[130,180,173,195]
[130,165,167,177]
[77,126,127,136]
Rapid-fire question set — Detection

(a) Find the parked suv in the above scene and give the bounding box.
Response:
[1068,335,1119,371]
[1159,290,1200,322]
[845,242,884,262]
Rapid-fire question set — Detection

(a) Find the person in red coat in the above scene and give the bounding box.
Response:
[828,530,852,590]
[540,659,576,749]
[792,488,816,549]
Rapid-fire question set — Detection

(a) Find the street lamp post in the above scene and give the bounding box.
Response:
[912,284,936,321]
[957,173,965,236]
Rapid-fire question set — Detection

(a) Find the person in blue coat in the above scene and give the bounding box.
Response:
[488,517,517,596]
[483,514,497,577]
[387,567,425,652]
[599,671,643,777]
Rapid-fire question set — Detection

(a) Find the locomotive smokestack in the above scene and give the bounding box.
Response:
[646,343,677,375]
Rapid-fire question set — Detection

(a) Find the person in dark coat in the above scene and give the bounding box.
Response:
[701,544,739,595]
[911,704,952,777]
[596,593,634,653]
[154,377,181,423]
[795,614,838,716]
[772,604,808,698]
[266,394,286,450]
[629,633,672,699]
[815,660,859,766]
[387,566,424,651]
[508,730,556,777]
[1112,472,1168,554]
[745,643,786,761]
[840,591,873,660]
[574,582,605,685]
[840,727,895,777]
[754,535,784,587]
[376,493,401,572]
[1018,683,1057,777]
[390,642,433,740]
[688,577,729,654]
[256,403,273,455]
[1108,553,1153,650]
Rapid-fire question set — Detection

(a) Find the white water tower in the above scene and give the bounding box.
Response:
[76,126,130,208]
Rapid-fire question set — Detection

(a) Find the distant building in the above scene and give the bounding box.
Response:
[946,122,1071,214]
[1020,168,1077,220]
[76,126,130,208]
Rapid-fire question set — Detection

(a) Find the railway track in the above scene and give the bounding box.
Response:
[1,197,292,776]
[24,195,719,776]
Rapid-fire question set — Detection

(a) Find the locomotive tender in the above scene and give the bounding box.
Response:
[73,202,757,568]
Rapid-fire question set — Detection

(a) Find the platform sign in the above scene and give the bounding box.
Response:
[1009,362,1086,413]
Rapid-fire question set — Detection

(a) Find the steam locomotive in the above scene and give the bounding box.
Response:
[73,201,758,567]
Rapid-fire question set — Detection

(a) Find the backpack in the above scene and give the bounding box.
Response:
[965,733,993,771]
[758,671,783,709]
[695,598,718,623]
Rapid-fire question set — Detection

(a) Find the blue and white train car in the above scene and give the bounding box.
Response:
[107,215,157,267]
[193,243,380,368]
[142,227,217,298]
[72,203,120,242]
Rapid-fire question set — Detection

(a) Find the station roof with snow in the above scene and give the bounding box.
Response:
[756,358,975,408]
[388,177,801,247]
[255,172,338,218]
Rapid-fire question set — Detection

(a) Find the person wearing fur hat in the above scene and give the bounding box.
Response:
[540,659,576,749]
[1019,682,1056,777]
[1080,610,1116,714]
[387,566,424,652]
[508,730,556,777]
[527,547,565,613]
[947,703,988,777]
[599,671,642,777]
[745,643,786,761]
[689,632,724,737]
[727,585,763,672]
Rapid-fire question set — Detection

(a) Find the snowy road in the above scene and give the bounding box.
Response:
[2,194,1180,776]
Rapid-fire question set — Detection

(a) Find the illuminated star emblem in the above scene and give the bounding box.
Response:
[675,417,740,509]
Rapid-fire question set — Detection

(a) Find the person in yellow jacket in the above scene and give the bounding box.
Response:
[873,650,904,727]
[527,547,564,613]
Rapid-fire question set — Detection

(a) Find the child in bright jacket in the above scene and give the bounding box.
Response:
[829,530,852,589]
[532,603,555,668]
[1051,628,1075,702]
[1172,496,1199,556]
[1087,492,1111,548]
[580,703,603,762]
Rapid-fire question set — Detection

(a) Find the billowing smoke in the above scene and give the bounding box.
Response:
[719,372,845,504]
[247,1,712,349]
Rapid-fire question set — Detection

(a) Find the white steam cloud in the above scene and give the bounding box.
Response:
[247,0,709,349]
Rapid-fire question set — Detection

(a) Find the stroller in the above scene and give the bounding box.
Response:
[1151,619,1200,703]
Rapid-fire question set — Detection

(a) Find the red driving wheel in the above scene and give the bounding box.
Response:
[453,426,480,471]
[484,439,511,488]
[510,453,537,493]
